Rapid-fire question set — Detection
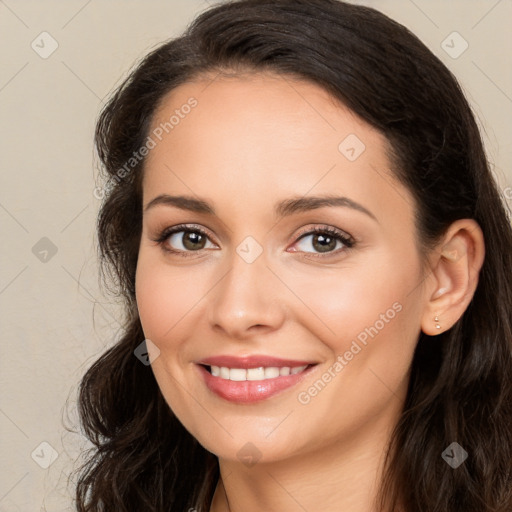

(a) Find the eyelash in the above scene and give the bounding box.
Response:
[152,223,355,259]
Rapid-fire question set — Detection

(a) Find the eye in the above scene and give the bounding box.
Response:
[152,224,355,258]
[154,224,217,255]
[291,226,354,256]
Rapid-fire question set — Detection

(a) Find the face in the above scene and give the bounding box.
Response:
[135,72,427,465]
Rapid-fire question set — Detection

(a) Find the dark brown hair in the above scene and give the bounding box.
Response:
[74,1,512,510]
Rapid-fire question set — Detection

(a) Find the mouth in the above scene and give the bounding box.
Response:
[201,363,311,381]
[196,358,318,403]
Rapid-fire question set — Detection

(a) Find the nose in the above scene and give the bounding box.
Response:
[207,250,286,340]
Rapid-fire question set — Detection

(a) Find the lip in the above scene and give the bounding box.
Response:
[197,355,316,369]
[196,356,318,404]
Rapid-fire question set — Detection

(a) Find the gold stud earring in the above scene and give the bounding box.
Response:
[434,315,441,330]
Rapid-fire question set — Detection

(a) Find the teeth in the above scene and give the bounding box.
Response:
[209,365,308,381]
[247,367,265,380]
[264,367,280,378]
[229,368,246,381]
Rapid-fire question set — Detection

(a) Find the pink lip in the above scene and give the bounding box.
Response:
[196,358,317,404]
[198,354,316,369]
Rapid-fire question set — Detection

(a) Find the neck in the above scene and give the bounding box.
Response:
[209,408,400,512]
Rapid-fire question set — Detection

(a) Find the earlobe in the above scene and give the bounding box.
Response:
[420,219,485,336]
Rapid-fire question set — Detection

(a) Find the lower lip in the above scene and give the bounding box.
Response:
[197,364,316,404]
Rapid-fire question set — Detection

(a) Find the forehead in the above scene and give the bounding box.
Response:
[142,73,412,227]
[147,72,378,165]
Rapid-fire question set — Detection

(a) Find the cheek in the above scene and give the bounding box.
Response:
[288,260,422,443]
[287,252,417,352]
[134,252,209,342]
[134,252,207,418]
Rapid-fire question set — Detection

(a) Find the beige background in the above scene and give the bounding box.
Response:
[0,1,510,510]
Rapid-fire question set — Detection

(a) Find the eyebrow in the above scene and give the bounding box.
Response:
[144,194,377,221]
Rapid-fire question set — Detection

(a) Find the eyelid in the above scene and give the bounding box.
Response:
[293,224,354,242]
[288,225,355,257]
[154,223,216,242]
[151,223,219,257]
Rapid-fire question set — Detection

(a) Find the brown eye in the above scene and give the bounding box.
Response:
[293,227,354,255]
[181,231,207,250]
[166,230,214,251]
[154,225,218,256]
[311,233,338,253]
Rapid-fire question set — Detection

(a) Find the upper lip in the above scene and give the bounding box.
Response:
[197,355,317,369]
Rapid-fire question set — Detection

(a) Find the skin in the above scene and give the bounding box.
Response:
[135,72,485,512]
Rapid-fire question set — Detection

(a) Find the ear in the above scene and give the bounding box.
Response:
[421,219,485,335]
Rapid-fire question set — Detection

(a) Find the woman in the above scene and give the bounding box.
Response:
[74,0,512,510]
